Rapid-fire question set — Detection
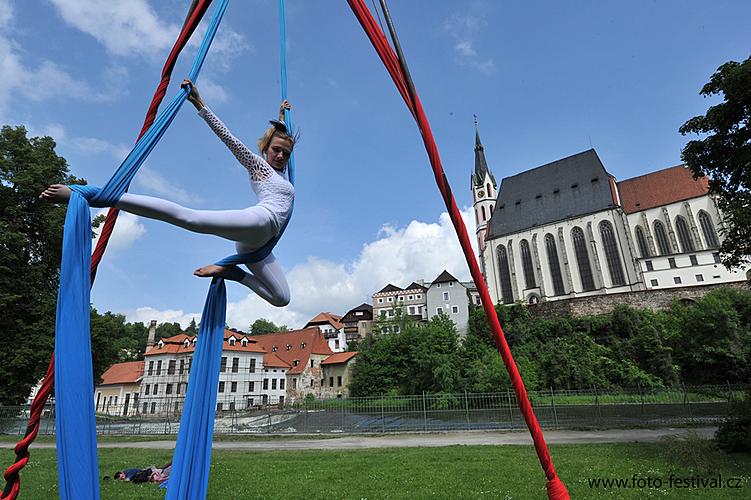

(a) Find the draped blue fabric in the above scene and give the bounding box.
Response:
[215,0,295,267]
[54,191,98,500]
[166,278,227,500]
[54,1,229,499]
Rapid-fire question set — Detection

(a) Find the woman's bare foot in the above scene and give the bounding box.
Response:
[194,264,244,281]
[39,184,72,203]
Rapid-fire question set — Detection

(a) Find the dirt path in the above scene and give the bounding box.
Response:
[0,427,716,450]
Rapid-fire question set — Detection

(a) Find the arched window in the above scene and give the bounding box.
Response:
[599,221,626,286]
[698,211,719,248]
[544,234,565,296]
[634,225,650,258]
[481,205,486,221]
[486,183,491,195]
[496,245,514,304]
[653,220,671,255]
[675,216,695,252]
[520,239,536,289]
[571,227,595,291]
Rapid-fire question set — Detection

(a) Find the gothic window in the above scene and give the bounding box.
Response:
[698,211,719,248]
[675,216,695,252]
[653,220,671,255]
[635,225,650,258]
[544,234,565,296]
[571,227,595,291]
[486,183,491,194]
[520,239,536,289]
[496,244,514,304]
[481,205,486,221]
[599,221,626,286]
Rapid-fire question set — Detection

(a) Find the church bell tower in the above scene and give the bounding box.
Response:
[471,116,497,269]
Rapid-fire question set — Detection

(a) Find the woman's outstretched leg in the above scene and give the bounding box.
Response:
[40,184,277,245]
[116,193,277,244]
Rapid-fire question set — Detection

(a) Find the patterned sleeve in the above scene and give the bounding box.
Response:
[198,106,273,182]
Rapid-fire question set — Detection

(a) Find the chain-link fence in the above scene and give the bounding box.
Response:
[1,384,744,436]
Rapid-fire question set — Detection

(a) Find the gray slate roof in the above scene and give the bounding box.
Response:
[487,149,617,239]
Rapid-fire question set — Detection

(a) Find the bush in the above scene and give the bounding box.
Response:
[715,386,751,453]
[715,418,751,453]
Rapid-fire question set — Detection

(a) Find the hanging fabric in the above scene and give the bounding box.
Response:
[346,0,569,498]
[53,1,229,498]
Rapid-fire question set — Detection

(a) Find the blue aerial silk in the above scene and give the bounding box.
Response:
[55,1,229,499]
[216,0,296,267]
[166,277,226,500]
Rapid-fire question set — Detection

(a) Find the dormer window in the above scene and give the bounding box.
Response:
[228,337,236,346]
[272,346,277,352]
[571,183,579,189]
[300,342,307,348]
[157,340,164,349]
[241,338,248,346]
[293,360,300,366]
[286,344,292,351]
[192,338,197,345]
[591,177,599,183]
[183,339,189,348]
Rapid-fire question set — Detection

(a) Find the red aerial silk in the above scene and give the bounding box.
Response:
[346,1,569,498]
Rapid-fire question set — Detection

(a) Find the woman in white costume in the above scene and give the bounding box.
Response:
[41,80,295,307]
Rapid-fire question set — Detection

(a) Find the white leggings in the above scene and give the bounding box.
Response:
[116,193,290,307]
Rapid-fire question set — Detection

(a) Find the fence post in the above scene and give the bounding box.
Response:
[550,387,558,427]
[637,382,644,416]
[380,394,385,434]
[726,380,733,404]
[506,388,514,426]
[464,390,470,430]
[422,391,428,432]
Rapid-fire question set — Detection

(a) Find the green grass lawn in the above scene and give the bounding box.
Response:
[2,441,749,498]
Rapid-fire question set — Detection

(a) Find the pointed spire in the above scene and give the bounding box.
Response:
[472,115,495,187]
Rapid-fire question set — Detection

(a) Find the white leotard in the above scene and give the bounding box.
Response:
[198,106,294,232]
[111,106,294,307]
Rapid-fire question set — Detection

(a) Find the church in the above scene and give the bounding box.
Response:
[470,129,748,305]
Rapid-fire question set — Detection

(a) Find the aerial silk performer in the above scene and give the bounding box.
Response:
[41,81,297,308]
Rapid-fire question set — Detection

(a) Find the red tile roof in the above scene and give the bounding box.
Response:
[306,312,343,330]
[617,165,709,214]
[145,330,264,356]
[99,361,144,385]
[321,352,358,365]
[250,327,333,374]
[263,352,291,368]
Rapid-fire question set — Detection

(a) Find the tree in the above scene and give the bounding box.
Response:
[0,126,86,404]
[155,322,184,339]
[185,317,198,335]
[680,56,751,268]
[249,318,288,335]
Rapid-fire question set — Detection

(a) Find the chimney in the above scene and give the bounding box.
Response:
[147,320,157,348]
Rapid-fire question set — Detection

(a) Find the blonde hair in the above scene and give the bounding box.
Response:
[257,127,296,156]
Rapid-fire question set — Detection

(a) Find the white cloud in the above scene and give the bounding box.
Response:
[49,0,251,69]
[443,13,496,74]
[126,306,199,329]
[134,166,204,206]
[0,0,12,28]
[26,122,129,161]
[92,209,146,251]
[196,77,229,105]
[0,6,114,118]
[224,208,479,330]
[49,0,176,57]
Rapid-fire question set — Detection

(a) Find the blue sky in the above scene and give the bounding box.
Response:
[2,0,749,330]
